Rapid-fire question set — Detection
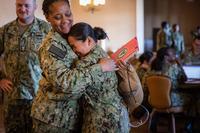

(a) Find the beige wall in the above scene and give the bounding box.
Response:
[0,0,138,52]
[71,0,136,52]
[0,0,45,26]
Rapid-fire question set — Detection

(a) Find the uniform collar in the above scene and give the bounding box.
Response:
[6,17,42,37]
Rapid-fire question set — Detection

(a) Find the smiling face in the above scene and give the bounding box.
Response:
[16,0,37,24]
[68,36,93,57]
[46,1,73,36]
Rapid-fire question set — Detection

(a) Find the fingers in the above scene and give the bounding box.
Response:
[110,60,117,70]
[5,83,13,93]
[114,67,119,71]
[1,86,12,93]
[0,79,13,93]
[117,60,127,69]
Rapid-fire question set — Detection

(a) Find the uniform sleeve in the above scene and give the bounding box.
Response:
[181,35,185,54]
[177,65,187,83]
[39,41,102,99]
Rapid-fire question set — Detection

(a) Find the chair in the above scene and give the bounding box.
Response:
[146,75,183,133]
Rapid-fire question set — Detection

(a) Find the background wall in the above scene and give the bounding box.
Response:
[144,0,200,51]
[0,0,139,53]
[71,0,136,51]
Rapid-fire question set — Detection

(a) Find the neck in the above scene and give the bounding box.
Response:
[90,43,96,49]
[140,63,149,69]
[18,17,34,26]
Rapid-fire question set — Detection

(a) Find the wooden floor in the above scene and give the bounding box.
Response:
[0,105,199,133]
[131,113,200,133]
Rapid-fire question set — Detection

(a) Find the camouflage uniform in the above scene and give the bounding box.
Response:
[136,67,151,111]
[143,63,191,107]
[0,18,50,133]
[136,67,148,82]
[75,45,129,133]
[156,30,173,50]
[172,31,185,56]
[31,30,105,133]
[183,50,200,65]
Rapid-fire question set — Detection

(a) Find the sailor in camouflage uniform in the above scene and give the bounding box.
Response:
[136,51,155,112]
[0,0,51,132]
[31,1,117,133]
[143,47,191,132]
[143,47,191,107]
[171,24,185,57]
[156,21,173,50]
[183,35,200,65]
[183,32,200,117]
[67,22,130,133]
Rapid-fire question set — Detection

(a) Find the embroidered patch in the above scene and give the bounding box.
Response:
[48,44,67,59]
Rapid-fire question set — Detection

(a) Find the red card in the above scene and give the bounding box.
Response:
[111,37,139,62]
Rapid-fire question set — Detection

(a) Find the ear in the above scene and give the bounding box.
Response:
[45,14,50,22]
[87,36,94,46]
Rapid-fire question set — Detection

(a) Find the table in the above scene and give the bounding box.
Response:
[178,81,200,131]
[178,80,200,92]
[178,80,200,113]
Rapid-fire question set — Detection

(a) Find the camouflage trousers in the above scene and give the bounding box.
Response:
[32,118,81,133]
[4,99,32,133]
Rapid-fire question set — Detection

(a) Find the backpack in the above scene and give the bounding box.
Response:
[117,63,144,113]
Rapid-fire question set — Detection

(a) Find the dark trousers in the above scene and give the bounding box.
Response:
[4,99,32,133]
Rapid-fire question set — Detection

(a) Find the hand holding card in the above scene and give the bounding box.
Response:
[110,37,139,62]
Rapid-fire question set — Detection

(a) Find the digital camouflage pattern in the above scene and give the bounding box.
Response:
[75,45,129,133]
[31,30,103,132]
[156,30,173,50]
[183,50,200,65]
[0,18,51,133]
[143,63,191,107]
[136,67,150,110]
[172,31,185,56]
[0,18,50,101]
[136,67,148,82]
[32,118,77,133]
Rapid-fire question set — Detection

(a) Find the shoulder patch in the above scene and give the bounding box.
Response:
[48,44,67,59]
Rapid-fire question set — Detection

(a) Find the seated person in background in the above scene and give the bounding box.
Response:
[136,51,156,112]
[192,26,200,37]
[145,47,191,107]
[136,51,156,81]
[143,47,191,132]
[172,24,185,57]
[67,22,130,133]
[182,33,200,65]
